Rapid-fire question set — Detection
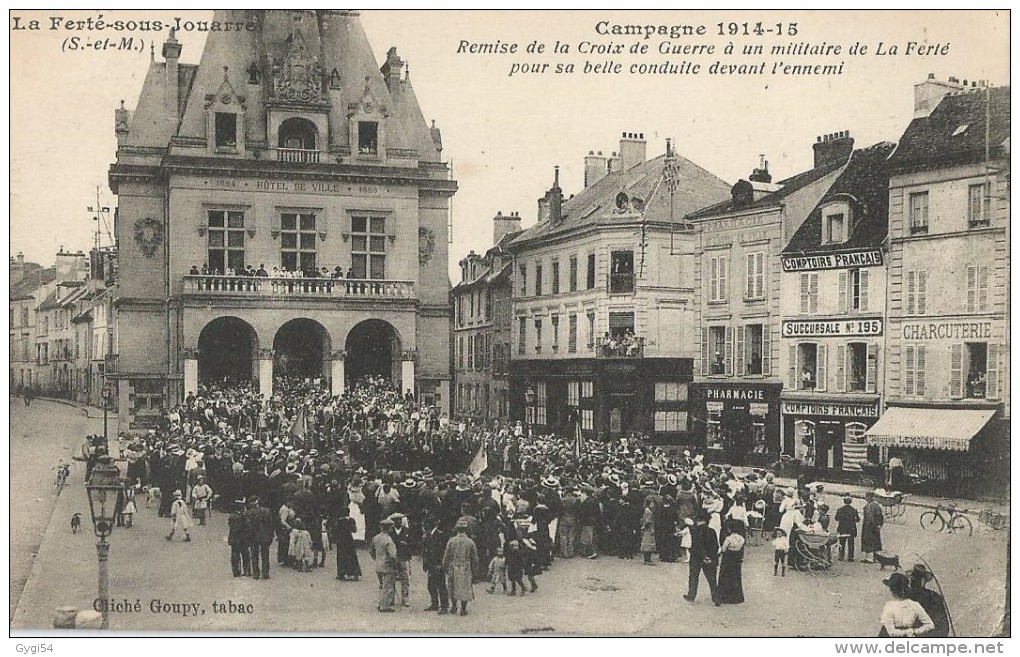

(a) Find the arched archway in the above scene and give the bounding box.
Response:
[198,317,258,384]
[273,318,331,381]
[278,117,317,151]
[345,319,401,386]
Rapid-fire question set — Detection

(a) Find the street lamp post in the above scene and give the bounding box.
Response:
[524,385,536,434]
[102,385,111,443]
[85,456,122,630]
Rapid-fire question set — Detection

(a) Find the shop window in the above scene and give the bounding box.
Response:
[567,381,580,406]
[909,191,929,235]
[750,403,768,455]
[358,121,379,154]
[214,112,238,149]
[580,409,594,430]
[655,381,687,402]
[655,411,687,432]
[796,419,816,462]
[706,402,724,450]
[610,251,634,293]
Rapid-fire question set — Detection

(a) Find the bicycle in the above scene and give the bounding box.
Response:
[919,501,973,537]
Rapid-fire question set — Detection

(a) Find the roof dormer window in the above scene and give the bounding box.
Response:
[358,121,379,155]
[820,200,853,244]
[214,112,238,149]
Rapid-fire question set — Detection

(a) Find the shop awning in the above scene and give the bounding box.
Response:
[864,407,995,452]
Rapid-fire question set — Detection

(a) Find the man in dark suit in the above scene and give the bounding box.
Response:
[421,516,450,614]
[245,496,275,579]
[684,510,720,605]
[389,514,413,607]
[834,496,861,561]
[228,500,252,577]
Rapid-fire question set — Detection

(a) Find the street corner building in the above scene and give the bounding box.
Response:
[107,10,457,431]
[503,135,732,442]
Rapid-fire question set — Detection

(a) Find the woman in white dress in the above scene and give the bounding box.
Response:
[880,572,935,637]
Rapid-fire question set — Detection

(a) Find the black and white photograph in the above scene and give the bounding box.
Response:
[6,7,1011,643]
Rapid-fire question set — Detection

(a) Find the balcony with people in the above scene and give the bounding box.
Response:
[182,263,414,301]
[596,329,644,358]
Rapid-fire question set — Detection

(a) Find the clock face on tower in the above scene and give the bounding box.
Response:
[418,227,436,265]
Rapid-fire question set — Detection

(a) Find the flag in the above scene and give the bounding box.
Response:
[468,441,488,480]
[574,420,587,460]
[289,407,307,442]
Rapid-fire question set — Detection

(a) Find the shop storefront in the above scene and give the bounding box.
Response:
[864,403,1004,497]
[780,396,881,474]
[509,358,694,444]
[689,382,781,466]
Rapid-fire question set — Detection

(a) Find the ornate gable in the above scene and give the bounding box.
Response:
[269,25,325,104]
[348,76,389,119]
[204,66,246,111]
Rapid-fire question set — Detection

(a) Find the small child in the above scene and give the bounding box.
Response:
[817,504,831,532]
[773,528,789,577]
[289,518,313,572]
[487,546,508,594]
[677,519,693,563]
[122,484,137,528]
[505,541,527,596]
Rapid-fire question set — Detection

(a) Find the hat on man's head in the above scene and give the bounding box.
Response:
[379,517,395,527]
[843,495,854,504]
[909,564,935,583]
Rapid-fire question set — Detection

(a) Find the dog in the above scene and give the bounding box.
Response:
[146,486,162,509]
[70,513,82,534]
[874,553,901,571]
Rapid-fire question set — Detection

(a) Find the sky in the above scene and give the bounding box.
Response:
[8,9,1010,280]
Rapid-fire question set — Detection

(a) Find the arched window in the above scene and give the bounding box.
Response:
[278,117,317,151]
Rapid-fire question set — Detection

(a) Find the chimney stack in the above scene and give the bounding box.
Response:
[812,131,854,169]
[549,166,563,223]
[584,150,609,187]
[9,252,25,285]
[493,210,523,244]
[749,154,772,184]
[55,248,87,283]
[607,151,621,173]
[619,132,647,171]
[162,30,183,118]
[380,47,404,96]
[913,74,967,117]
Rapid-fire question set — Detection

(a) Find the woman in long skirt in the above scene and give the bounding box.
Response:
[717,519,745,604]
[333,508,362,581]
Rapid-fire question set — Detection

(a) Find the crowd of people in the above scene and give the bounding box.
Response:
[188,264,362,280]
[84,373,949,630]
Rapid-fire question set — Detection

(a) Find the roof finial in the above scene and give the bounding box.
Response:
[223,66,229,82]
[405,61,410,81]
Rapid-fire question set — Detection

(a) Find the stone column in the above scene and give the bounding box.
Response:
[331,350,346,397]
[182,347,199,398]
[400,349,416,397]
[258,348,274,399]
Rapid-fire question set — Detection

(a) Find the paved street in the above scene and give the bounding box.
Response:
[8,398,104,623]
[10,400,1007,635]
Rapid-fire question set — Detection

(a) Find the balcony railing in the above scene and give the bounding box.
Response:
[595,335,645,358]
[609,272,635,294]
[183,275,415,300]
[277,148,320,164]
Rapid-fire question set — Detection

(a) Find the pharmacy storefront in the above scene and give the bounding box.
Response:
[690,382,781,466]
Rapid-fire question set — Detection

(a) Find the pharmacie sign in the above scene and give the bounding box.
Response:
[782,318,883,338]
[781,249,883,272]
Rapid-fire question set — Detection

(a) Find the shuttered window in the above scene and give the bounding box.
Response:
[799,273,819,314]
[745,251,765,299]
[906,270,927,316]
[966,265,990,312]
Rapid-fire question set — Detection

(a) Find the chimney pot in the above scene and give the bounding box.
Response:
[928,72,935,79]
